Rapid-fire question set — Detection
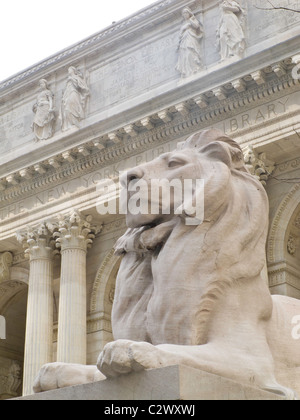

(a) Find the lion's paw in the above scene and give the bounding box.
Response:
[33,362,103,393]
[97,340,165,378]
[263,383,299,400]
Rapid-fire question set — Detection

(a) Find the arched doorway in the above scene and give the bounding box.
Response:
[267,184,300,298]
[0,267,28,399]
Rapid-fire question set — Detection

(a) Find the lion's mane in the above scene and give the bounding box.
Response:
[177,130,270,344]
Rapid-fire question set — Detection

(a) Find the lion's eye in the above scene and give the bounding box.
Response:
[168,159,185,168]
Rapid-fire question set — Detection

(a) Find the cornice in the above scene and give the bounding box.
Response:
[268,263,300,290]
[0,54,299,206]
[0,0,186,93]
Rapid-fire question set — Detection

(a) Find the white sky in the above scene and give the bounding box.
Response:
[0,0,157,82]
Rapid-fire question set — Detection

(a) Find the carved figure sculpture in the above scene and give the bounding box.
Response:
[34,129,300,399]
[243,145,275,186]
[176,7,204,78]
[60,67,90,132]
[0,252,13,283]
[0,361,22,398]
[7,361,22,396]
[217,0,246,60]
[32,79,55,141]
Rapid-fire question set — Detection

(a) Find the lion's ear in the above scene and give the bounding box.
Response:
[200,141,232,166]
[200,141,244,170]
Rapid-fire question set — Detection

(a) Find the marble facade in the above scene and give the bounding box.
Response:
[1,0,300,398]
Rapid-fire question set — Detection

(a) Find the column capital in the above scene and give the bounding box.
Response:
[16,222,57,261]
[50,209,102,253]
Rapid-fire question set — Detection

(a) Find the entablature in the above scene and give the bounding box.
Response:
[0,53,299,198]
[0,70,299,241]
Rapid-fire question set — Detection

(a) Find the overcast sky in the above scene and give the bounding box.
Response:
[0,0,157,82]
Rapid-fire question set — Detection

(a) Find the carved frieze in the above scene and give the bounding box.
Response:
[0,45,299,240]
[0,66,298,206]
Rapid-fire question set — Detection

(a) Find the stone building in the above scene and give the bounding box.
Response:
[0,0,300,398]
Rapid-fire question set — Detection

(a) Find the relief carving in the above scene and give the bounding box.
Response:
[294,214,300,230]
[217,1,246,61]
[0,252,13,284]
[287,235,297,256]
[109,286,115,305]
[0,361,22,399]
[60,67,90,132]
[176,7,204,78]
[243,145,275,186]
[32,79,55,142]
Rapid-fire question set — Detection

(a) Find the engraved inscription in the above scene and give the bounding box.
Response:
[216,97,290,134]
[252,0,300,39]
[91,34,178,109]
[0,93,295,223]
[0,142,178,222]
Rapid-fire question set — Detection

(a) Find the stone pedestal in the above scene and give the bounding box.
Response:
[13,366,286,401]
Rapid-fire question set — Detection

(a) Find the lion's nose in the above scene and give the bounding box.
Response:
[120,167,145,188]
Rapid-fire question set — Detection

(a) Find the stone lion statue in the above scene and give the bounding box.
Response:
[34,129,300,399]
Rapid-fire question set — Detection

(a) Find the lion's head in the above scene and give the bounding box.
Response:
[121,128,265,229]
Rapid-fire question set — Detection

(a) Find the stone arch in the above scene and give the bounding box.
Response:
[90,249,122,314]
[89,249,122,355]
[0,267,29,312]
[267,183,300,298]
[0,266,29,399]
[268,183,300,264]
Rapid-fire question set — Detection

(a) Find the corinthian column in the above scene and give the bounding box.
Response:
[17,223,56,396]
[53,210,99,365]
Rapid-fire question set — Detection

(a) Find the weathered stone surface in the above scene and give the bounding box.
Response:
[13,366,285,401]
[1,0,300,401]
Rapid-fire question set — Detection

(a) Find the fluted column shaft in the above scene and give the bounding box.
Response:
[57,246,87,364]
[17,226,55,396]
[55,211,98,365]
